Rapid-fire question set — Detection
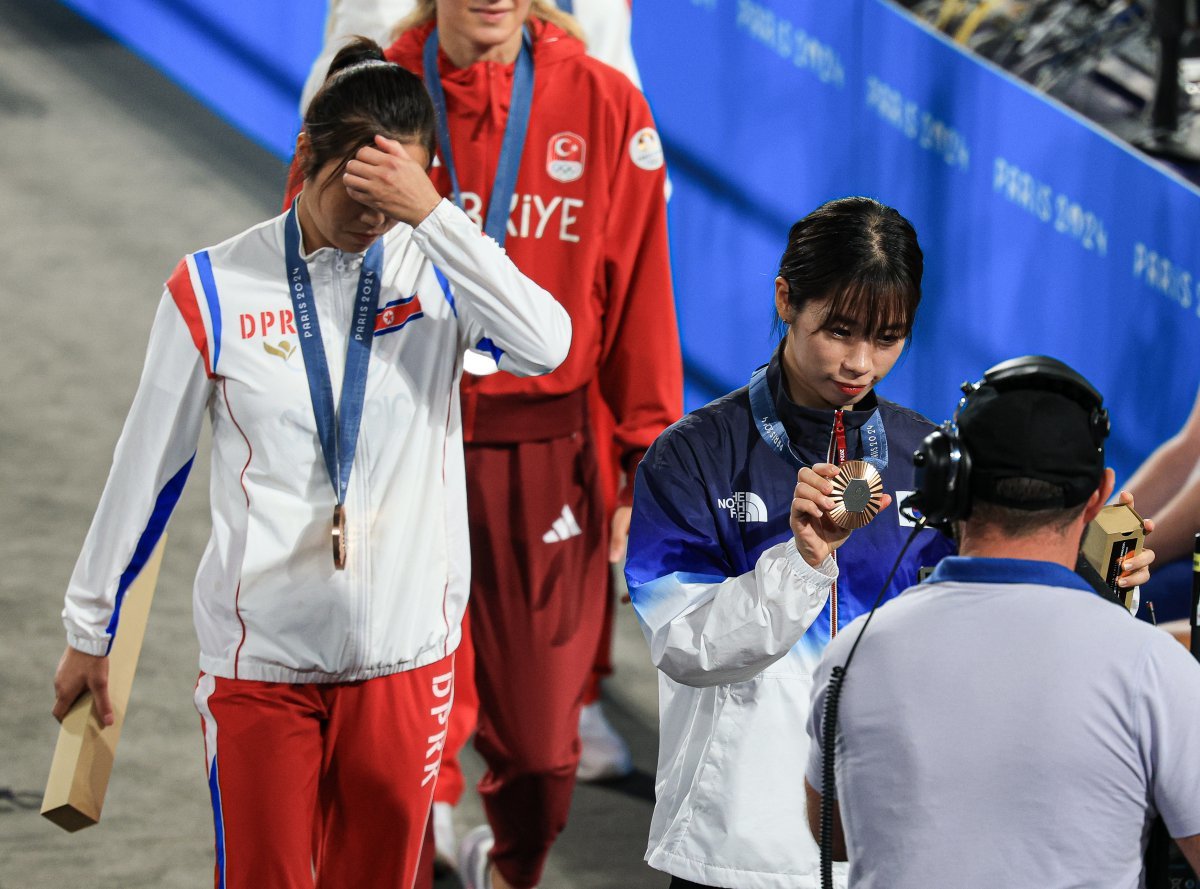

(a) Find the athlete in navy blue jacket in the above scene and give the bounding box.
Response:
[625,197,955,889]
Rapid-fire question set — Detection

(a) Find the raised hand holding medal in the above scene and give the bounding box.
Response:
[790,462,893,567]
[747,364,894,566]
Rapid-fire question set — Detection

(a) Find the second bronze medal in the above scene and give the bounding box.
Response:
[332,504,347,570]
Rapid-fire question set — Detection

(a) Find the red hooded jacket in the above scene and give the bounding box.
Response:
[287,18,683,504]
[388,20,681,488]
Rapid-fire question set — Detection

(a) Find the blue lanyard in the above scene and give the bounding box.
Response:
[422,27,535,247]
[858,410,889,469]
[284,202,383,505]
[748,365,889,470]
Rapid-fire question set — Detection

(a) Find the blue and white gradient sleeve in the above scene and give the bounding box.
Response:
[411,199,571,377]
[626,431,836,687]
[631,542,835,687]
[63,293,209,655]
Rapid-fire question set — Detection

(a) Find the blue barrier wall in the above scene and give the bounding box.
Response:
[61,0,1200,479]
[636,0,1200,480]
[58,0,321,158]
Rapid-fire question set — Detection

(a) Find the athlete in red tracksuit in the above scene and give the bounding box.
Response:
[283,9,679,884]
[391,9,681,888]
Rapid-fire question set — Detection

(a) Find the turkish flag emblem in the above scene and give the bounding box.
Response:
[547,132,586,183]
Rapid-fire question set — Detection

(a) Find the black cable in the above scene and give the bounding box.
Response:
[818,666,846,889]
[819,517,928,889]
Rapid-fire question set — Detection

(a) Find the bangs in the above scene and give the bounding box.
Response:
[815,275,918,340]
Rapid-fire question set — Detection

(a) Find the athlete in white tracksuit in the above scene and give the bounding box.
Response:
[53,43,570,889]
[61,197,568,681]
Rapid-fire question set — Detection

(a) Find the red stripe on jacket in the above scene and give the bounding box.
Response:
[167,259,215,378]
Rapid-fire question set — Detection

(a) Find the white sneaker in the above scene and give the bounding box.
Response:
[458,824,495,889]
[432,801,457,875]
[576,701,634,782]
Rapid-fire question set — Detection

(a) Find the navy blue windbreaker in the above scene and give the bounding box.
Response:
[627,350,954,668]
[625,348,956,887]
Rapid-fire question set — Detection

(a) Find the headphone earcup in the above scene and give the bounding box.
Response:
[908,424,971,526]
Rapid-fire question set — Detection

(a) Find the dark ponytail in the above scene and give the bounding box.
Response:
[776,197,923,339]
[300,37,436,183]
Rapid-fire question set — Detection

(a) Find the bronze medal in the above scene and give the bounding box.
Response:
[332,504,347,570]
[828,460,885,530]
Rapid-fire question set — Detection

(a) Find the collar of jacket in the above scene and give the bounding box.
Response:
[926,556,1094,593]
[387,18,584,132]
[765,338,882,466]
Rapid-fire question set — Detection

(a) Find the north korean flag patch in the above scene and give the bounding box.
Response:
[375,293,423,336]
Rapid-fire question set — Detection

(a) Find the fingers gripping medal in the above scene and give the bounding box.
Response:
[828,460,885,530]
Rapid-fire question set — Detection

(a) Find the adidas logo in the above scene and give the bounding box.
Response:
[542,505,582,543]
[716,492,768,523]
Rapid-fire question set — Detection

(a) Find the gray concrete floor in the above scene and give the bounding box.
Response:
[0,1,661,885]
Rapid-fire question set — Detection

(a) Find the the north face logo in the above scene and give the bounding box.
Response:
[717,492,768,523]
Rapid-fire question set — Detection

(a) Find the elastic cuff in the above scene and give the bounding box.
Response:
[617,481,635,510]
[67,632,110,657]
[620,447,647,477]
[784,543,838,582]
[412,198,462,239]
[617,449,647,509]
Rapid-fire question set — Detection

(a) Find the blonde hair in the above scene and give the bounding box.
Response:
[390,0,586,45]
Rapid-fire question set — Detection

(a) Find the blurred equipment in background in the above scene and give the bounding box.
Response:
[899,0,1200,167]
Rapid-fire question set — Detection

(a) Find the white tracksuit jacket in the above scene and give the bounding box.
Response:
[63,199,570,683]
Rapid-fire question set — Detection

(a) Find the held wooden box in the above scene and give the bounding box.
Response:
[41,537,165,831]
[1080,504,1144,612]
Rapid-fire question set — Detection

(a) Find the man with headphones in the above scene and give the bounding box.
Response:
[797,355,1200,888]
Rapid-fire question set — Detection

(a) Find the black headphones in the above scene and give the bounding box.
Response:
[903,355,1110,527]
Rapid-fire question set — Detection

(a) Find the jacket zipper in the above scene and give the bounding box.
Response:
[332,251,362,671]
[355,378,373,673]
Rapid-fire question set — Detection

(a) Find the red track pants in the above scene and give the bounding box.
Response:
[463,429,609,888]
[433,384,624,813]
[194,656,454,889]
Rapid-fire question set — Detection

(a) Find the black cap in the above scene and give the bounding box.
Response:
[956,358,1107,510]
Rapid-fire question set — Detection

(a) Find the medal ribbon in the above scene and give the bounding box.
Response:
[423,27,535,248]
[827,410,844,638]
[858,410,889,470]
[827,411,846,638]
[748,365,890,470]
[831,410,847,466]
[284,202,383,507]
[749,365,805,469]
